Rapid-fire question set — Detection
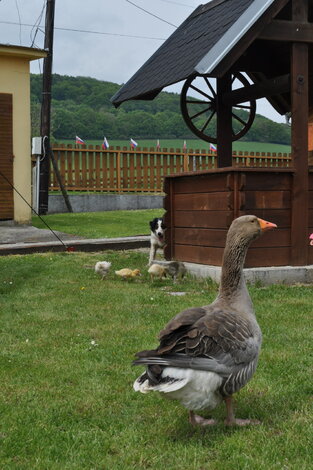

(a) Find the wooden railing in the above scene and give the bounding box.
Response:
[50,144,292,193]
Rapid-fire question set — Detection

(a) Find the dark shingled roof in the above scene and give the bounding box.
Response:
[111,0,276,107]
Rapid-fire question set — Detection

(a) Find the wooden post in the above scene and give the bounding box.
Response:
[217,73,232,167]
[290,0,309,265]
[39,0,55,214]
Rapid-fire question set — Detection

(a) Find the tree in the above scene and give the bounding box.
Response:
[30,74,291,144]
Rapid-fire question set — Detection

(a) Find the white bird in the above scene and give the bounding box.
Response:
[133,215,277,427]
[95,261,111,279]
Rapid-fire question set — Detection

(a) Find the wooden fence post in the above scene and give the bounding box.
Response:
[183,152,189,172]
[117,151,121,193]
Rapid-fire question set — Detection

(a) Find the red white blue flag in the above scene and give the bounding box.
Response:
[76,136,85,145]
[102,137,109,150]
[210,143,217,152]
[130,138,138,149]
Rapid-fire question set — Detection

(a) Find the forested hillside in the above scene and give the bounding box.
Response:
[30,74,291,144]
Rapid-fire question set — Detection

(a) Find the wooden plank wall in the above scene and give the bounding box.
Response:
[164,172,233,265]
[0,94,13,220]
[239,172,292,267]
[164,169,294,268]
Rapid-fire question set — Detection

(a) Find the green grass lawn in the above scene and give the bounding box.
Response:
[55,139,291,154]
[32,209,164,239]
[0,250,312,469]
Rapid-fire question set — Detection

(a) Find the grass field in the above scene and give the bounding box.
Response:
[54,139,291,154]
[0,249,312,469]
[32,209,164,239]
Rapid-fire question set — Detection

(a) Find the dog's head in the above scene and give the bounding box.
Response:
[150,217,166,242]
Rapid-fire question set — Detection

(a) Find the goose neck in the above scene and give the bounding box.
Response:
[219,241,248,299]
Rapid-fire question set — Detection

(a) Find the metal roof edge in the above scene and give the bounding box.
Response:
[195,0,277,75]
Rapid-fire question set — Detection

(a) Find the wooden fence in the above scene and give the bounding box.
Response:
[50,144,292,193]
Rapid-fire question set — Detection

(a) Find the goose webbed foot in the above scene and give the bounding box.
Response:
[224,396,261,427]
[189,410,217,427]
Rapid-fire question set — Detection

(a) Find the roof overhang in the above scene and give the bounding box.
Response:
[111,0,290,108]
[0,44,47,61]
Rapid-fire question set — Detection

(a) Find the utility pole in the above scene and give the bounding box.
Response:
[38,0,55,214]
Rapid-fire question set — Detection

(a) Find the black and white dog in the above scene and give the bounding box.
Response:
[149,217,166,266]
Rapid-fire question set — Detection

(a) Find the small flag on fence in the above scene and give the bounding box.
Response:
[76,136,85,145]
[130,138,138,149]
[183,140,187,151]
[210,143,217,152]
[102,137,109,150]
[156,139,160,151]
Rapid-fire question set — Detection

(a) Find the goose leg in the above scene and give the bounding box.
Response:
[189,410,217,427]
[224,397,260,426]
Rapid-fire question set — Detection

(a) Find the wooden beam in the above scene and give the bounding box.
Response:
[259,20,313,43]
[223,74,290,106]
[290,0,309,265]
[217,73,232,167]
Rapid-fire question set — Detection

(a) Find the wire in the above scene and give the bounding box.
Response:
[30,0,46,47]
[0,20,167,41]
[125,0,177,28]
[0,169,72,250]
[14,0,22,45]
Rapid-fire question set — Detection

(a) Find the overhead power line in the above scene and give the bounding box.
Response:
[125,0,177,28]
[14,0,22,45]
[0,20,167,41]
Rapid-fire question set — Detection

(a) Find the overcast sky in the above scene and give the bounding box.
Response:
[0,0,286,123]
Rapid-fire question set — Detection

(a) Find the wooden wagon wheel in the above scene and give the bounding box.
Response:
[180,73,256,143]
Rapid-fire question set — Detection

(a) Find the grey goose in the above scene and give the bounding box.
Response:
[133,215,277,426]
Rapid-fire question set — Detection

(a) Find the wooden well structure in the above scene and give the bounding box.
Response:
[163,167,313,267]
[112,0,313,268]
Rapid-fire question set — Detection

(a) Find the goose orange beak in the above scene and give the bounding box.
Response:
[309,233,313,246]
[257,218,277,232]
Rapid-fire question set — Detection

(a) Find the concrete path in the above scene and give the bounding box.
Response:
[0,223,149,255]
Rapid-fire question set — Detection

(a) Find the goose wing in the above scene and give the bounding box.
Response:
[134,306,260,394]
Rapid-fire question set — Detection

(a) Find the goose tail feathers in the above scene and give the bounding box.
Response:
[134,372,188,394]
[133,353,231,377]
